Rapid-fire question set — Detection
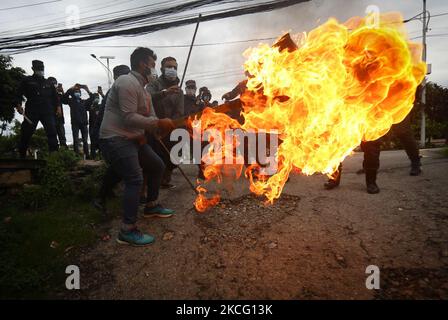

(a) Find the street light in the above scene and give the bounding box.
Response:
[100,55,115,90]
[90,54,114,89]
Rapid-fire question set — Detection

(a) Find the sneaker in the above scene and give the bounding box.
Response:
[116,228,154,246]
[143,205,175,218]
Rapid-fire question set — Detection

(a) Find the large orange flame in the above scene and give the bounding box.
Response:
[192,12,426,211]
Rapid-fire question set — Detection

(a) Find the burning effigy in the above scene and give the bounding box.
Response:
[191,12,426,212]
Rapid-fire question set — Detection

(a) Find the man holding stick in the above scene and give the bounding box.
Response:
[99,47,175,246]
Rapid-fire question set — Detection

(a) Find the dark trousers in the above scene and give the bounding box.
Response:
[361,140,381,171]
[391,115,420,165]
[147,134,178,184]
[72,122,89,157]
[55,116,67,147]
[99,137,165,225]
[148,134,178,171]
[18,112,58,158]
[360,115,420,171]
[89,128,99,159]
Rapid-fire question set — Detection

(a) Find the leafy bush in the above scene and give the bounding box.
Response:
[18,149,80,208]
[76,163,107,200]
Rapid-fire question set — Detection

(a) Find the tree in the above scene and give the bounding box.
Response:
[0,55,26,127]
[410,82,448,144]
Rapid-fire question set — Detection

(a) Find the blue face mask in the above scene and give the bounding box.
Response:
[164,67,177,80]
[74,92,81,99]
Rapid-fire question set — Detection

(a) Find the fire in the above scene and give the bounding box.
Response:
[193,185,220,213]
[192,12,426,211]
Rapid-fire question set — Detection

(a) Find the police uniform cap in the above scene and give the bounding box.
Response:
[32,60,44,70]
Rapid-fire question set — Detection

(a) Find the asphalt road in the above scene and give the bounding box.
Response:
[65,148,448,299]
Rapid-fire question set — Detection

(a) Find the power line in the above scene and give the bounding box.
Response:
[0,0,310,53]
[188,67,243,77]
[193,72,243,81]
[192,71,244,80]
[0,0,180,35]
[0,0,133,30]
[431,12,448,18]
[0,0,62,11]
[58,36,277,49]
[411,32,448,40]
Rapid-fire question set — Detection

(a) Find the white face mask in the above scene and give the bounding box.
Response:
[35,70,44,77]
[186,88,196,96]
[150,68,158,80]
[164,67,177,80]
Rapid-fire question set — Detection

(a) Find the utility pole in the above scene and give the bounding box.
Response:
[90,54,114,90]
[100,56,115,90]
[420,0,428,148]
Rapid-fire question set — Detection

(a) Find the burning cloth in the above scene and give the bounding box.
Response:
[192,12,426,212]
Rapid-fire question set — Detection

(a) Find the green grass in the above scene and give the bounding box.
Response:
[0,196,120,299]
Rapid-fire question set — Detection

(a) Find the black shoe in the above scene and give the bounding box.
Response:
[324,178,340,190]
[324,165,342,190]
[365,169,379,194]
[410,165,422,176]
[366,183,380,194]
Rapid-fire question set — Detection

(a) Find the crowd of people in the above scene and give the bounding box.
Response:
[14,58,219,162]
[14,48,231,246]
[13,46,423,246]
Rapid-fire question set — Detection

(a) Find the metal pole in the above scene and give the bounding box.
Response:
[158,138,199,195]
[106,58,111,90]
[161,13,202,196]
[90,54,113,89]
[420,0,427,148]
[180,14,202,87]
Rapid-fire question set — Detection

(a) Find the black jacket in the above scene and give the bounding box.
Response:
[62,89,93,126]
[183,95,203,116]
[91,90,109,143]
[15,75,59,115]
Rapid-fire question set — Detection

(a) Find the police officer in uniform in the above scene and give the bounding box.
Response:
[183,80,201,116]
[15,60,61,158]
[324,113,421,194]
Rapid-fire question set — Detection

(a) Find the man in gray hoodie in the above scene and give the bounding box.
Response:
[99,47,175,246]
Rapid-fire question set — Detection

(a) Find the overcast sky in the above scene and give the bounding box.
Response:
[1,0,447,143]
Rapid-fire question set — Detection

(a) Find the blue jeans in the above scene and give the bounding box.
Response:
[99,137,165,225]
